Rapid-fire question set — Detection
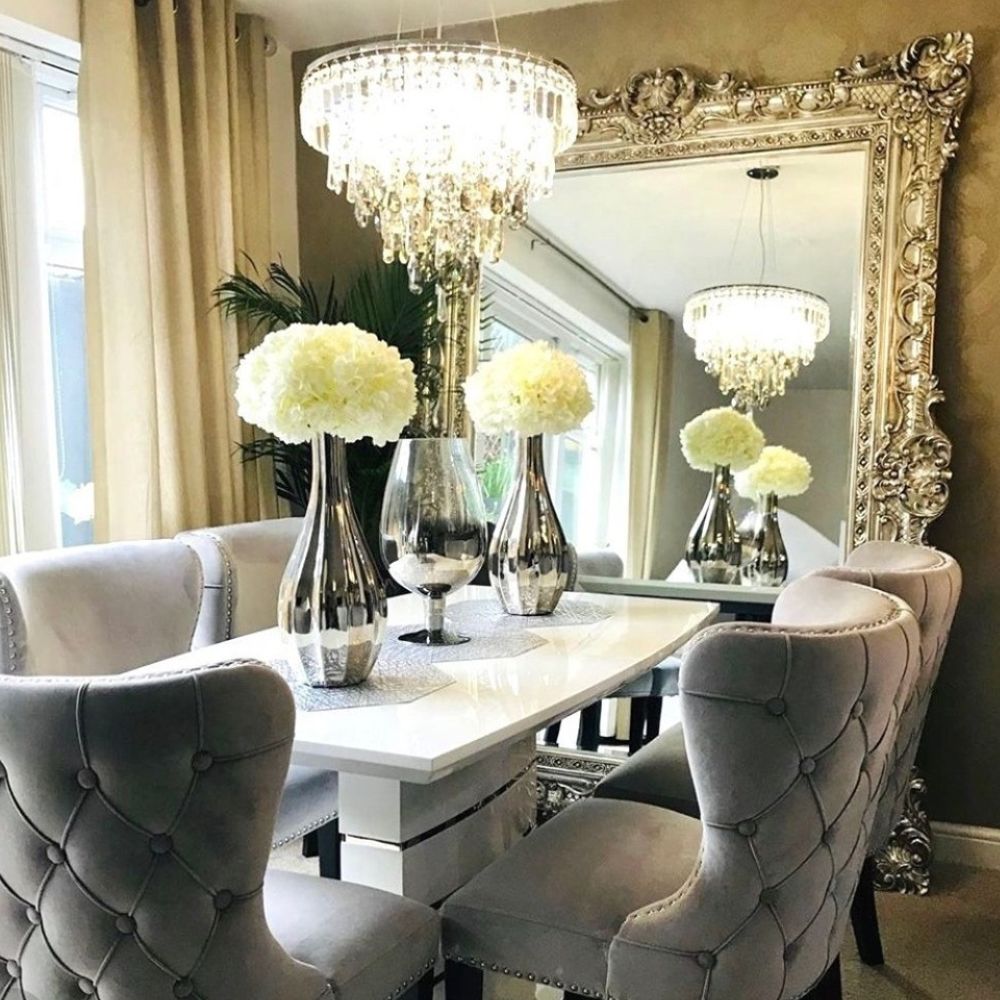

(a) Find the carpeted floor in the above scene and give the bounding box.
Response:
[272,842,1000,999]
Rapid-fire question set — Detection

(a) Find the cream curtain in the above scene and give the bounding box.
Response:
[627,309,674,578]
[79,0,276,541]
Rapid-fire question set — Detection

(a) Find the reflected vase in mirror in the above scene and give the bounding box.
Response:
[490,434,575,615]
[279,434,387,687]
[685,464,741,584]
[743,493,789,586]
[380,438,487,645]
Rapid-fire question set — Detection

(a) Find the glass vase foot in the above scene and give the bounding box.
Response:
[397,627,471,646]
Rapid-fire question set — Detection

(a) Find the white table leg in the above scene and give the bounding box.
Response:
[338,736,537,904]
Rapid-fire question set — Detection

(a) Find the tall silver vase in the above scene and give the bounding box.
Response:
[685,464,741,584]
[278,434,387,687]
[489,434,575,615]
[743,493,789,586]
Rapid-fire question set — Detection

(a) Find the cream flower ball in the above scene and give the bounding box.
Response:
[235,322,417,445]
[464,340,594,437]
[680,406,765,472]
[735,445,813,499]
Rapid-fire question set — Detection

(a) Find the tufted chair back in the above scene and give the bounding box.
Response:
[177,519,303,648]
[0,541,203,677]
[813,541,961,850]
[608,575,920,1000]
[0,662,330,1000]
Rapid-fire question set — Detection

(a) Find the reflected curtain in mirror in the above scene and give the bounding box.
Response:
[627,309,673,578]
[79,0,275,540]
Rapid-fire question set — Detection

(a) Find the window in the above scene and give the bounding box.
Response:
[476,277,629,555]
[0,37,90,551]
[39,83,92,545]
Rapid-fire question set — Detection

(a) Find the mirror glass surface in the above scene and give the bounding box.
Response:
[482,145,868,588]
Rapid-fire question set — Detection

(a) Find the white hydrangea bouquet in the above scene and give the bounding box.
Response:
[680,406,765,473]
[235,322,417,445]
[464,340,594,437]
[735,446,813,500]
[234,323,417,689]
[680,407,765,585]
[463,341,594,616]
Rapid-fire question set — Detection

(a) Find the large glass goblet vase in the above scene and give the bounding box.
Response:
[380,438,488,645]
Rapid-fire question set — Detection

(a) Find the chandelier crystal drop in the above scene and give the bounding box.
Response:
[300,40,578,295]
[683,284,831,411]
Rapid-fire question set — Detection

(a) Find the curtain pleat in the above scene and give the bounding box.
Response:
[79,0,273,540]
[627,309,674,578]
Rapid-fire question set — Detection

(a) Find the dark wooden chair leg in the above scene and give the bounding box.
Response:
[851,855,885,966]
[644,695,663,742]
[628,698,647,755]
[301,830,319,859]
[414,969,435,1000]
[316,819,340,879]
[804,957,842,1000]
[544,722,562,746]
[445,960,483,1000]
[578,703,602,751]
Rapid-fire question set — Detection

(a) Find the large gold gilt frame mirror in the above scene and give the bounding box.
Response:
[552,31,974,549]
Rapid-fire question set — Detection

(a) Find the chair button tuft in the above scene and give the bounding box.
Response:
[76,768,99,790]
[174,979,195,998]
[25,906,40,926]
[765,698,786,716]
[115,915,136,935]
[851,701,864,719]
[191,752,213,773]
[214,890,233,911]
[149,834,173,856]
[696,951,716,970]
[6,960,19,979]
[46,845,66,865]
[760,888,779,906]
[799,758,817,775]
[738,820,758,837]
[77,978,95,995]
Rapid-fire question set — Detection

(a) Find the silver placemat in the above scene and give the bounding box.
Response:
[271,618,548,711]
[447,595,613,630]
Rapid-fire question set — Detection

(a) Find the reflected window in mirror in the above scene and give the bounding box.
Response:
[475,275,629,555]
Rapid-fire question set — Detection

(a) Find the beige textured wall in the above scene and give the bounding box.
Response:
[294,0,1000,828]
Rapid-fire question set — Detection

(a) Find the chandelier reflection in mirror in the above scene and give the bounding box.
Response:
[683,167,831,410]
[300,39,578,297]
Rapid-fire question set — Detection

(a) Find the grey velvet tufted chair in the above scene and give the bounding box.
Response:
[177,520,340,875]
[593,541,961,969]
[0,661,438,1000]
[0,539,338,875]
[442,575,920,1000]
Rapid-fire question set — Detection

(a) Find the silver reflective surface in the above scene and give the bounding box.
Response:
[743,493,789,586]
[278,435,387,687]
[685,464,741,584]
[489,434,574,615]
[380,437,488,645]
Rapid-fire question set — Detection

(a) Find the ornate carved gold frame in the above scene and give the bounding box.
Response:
[556,32,973,547]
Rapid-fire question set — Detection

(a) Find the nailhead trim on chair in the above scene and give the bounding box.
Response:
[444,953,613,999]
[271,810,340,850]
[385,956,437,999]
[201,532,236,641]
[0,576,18,673]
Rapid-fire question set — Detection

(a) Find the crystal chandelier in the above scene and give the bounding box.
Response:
[683,284,830,410]
[682,166,830,410]
[300,40,578,295]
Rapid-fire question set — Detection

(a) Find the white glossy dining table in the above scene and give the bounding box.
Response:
[140,586,718,904]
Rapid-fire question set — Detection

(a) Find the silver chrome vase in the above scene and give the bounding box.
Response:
[743,493,789,586]
[685,464,741,584]
[278,434,387,687]
[489,434,575,615]
[380,438,487,645]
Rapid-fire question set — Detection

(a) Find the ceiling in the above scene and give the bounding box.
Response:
[528,147,869,390]
[236,0,610,51]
